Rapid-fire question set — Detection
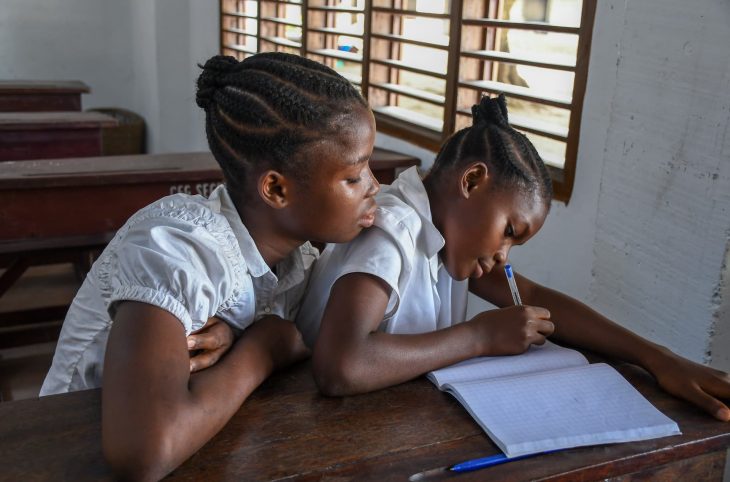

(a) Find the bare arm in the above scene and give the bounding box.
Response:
[102,301,308,481]
[470,266,730,421]
[312,273,552,396]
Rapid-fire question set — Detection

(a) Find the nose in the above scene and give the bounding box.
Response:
[366,166,380,197]
[494,245,509,265]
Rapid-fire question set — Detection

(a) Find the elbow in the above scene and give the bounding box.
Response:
[312,350,367,397]
[103,429,178,481]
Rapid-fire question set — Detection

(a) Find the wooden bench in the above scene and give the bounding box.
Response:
[0,111,117,161]
[0,80,90,112]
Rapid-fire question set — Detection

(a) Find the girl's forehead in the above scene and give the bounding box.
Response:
[487,185,548,221]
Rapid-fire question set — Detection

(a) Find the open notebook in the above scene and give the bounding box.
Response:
[427,342,680,458]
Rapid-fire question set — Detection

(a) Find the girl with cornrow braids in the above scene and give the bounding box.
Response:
[41,52,379,480]
[297,94,730,423]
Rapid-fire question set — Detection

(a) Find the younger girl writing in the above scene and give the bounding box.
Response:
[40,52,380,480]
[296,94,730,422]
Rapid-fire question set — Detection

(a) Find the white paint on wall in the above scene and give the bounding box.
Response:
[589,0,730,362]
[0,0,135,110]
[710,241,730,372]
[1,0,216,154]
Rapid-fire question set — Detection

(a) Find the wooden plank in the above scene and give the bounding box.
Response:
[0,112,117,162]
[0,148,418,242]
[0,80,90,112]
[0,362,727,480]
[0,152,223,241]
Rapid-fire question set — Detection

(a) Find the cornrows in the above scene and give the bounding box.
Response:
[196,52,366,195]
[429,94,552,206]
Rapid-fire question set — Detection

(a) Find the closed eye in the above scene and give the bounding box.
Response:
[505,224,515,237]
[346,177,361,184]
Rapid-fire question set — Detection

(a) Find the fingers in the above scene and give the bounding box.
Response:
[534,319,555,336]
[526,306,551,320]
[683,385,730,422]
[189,346,226,373]
[187,330,223,352]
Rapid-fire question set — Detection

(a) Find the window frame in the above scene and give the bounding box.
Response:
[219,0,597,203]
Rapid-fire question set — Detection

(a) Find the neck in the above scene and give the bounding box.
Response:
[234,196,304,269]
[423,175,449,235]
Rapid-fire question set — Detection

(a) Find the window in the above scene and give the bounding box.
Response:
[220,0,596,202]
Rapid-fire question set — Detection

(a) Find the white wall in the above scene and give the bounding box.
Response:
[588,0,730,366]
[0,0,216,153]
[0,0,135,109]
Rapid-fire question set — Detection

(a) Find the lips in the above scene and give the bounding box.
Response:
[359,206,377,228]
[471,259,492,278]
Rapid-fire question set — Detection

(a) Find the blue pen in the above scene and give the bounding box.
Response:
[504,263,522,306]
[450,450,557,473]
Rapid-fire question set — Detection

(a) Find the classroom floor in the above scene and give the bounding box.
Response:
[0,263,80,402]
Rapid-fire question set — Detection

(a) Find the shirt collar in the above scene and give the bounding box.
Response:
[389,167,445,260]
[213,185,311,289]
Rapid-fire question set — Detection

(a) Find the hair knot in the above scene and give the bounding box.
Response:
[472,93,509,127]
[196,55,238,109]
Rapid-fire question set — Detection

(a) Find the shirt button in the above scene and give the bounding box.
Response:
[264,306,271,313]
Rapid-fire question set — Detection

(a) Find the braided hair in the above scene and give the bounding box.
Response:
[196,53,368,196]
[428,94,552,206]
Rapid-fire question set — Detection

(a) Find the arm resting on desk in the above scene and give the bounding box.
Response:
[312,273,552,396]
[102,301,308,481]
[469,267,730,422]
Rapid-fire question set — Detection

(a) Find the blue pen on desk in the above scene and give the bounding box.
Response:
[450,450,556,473]
[504,264,522,306]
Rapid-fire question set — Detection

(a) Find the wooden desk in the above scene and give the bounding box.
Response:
[0,148,418,243]
[0,111,117,161]
[0,80,90,112]
[0,152,222,242]
[0,361,727,481]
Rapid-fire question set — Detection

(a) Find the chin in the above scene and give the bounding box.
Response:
[444,263,469,282]
[325,227,364,245]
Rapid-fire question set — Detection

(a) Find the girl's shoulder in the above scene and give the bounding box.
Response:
[128,192,230,233]
[374,176,442,255]
[100,191,245,283]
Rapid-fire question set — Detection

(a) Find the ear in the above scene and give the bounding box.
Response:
[257,170,290,209]
[460,162,489,199]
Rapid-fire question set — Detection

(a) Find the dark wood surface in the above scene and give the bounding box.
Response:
[0,360,727,481]
[0,112,117,161]
[0,80,90,112]
[0,148,418,243]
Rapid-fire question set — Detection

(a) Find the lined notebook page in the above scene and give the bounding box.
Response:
[444,363,681,457]
[427,341,588,388]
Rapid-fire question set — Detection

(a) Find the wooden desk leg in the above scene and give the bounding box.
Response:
[0,258,30,297]
[608,450,726,481]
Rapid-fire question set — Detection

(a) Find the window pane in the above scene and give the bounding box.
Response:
[519,130,567,169]
[499,0,582,28]
[373,104,444,132]
[312,56,363,84]
[370,3,450,133]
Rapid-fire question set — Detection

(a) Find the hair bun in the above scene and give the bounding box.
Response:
[196,55,239,109]
[471,93,509,127]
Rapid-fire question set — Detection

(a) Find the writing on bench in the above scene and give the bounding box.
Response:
[169,182,222,196]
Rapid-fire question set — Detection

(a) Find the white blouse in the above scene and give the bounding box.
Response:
[41,185,318,395]
[296,167,468,347]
